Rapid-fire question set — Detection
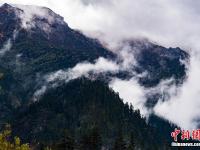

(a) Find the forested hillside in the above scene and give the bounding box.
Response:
[10,78,173,150]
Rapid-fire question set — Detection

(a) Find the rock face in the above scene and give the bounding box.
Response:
[0,4,20,45]
[119,40,189,87]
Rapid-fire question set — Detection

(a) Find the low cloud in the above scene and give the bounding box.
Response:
[8,4,65,30]
[154,57,200,129]
[0,29,19,57]
[33,57,119,101]
[33,85,47,102]
[0,39,12,56]
[109,78,147,115]
[46,57,119,83]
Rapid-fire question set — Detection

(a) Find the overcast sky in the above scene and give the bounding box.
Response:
[1,0,200,129]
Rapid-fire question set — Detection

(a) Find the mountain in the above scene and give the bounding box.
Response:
[0,3,189,150]
[0,3,114,129]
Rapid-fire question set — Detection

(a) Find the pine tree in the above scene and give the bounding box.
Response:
[127,132,135,150]
[113,130,126,150]
[54,130,75,150]
[79,126,102,150]
[79,134,89,150]
[89,127,102,150]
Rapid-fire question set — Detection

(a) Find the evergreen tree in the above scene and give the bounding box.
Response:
[79,126,102,150]
[53,130,75,150]
[89,127,102,150]
[113,129,126,150]
[79,134,89,150]
[127,132,135,150]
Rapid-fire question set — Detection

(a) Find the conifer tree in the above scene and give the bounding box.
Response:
[79,126,102,150]
[127,132,135,150]
[113,129,126,150]
[54,130,75,150]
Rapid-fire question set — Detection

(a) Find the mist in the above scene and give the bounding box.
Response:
[0,39,12,56]
[1,0,200,129]
[46,57,119,83]
[109,78,147,115]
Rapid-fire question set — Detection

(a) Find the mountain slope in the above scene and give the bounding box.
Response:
[12,78,171,149]
[0,3,190,150]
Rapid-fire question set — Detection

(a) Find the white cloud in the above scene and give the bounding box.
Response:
[32,57,119,101]
[33,85,47,102]
[109,78,147,115]
[154,56,200,129]
[16,4,65,30]
[46,57,119,83]
[0,29,19,56]
[0,39,12,56]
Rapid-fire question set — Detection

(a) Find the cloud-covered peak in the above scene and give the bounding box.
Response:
[0,3,66,30]
[0,3,14,10]
[15,4,66,29]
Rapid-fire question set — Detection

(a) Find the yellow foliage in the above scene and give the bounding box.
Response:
[44,146,52,150]
[0,125,30,150]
